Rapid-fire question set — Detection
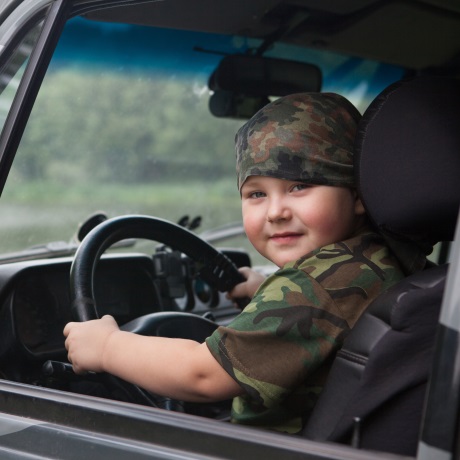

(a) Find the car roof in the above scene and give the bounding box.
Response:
[84,0,460,71]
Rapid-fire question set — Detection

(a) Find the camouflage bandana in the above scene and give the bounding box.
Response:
[235,92,361,190]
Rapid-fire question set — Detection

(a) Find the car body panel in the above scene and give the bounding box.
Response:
[0,380,402,459]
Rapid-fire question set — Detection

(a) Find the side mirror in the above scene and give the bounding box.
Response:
[208,54,322,119]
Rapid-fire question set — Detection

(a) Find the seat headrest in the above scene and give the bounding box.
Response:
[355,76,460,244]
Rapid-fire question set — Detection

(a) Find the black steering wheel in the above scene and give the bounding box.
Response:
[70,214,245,322]
[68,215,245,409]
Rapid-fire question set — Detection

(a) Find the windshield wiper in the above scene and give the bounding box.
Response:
[0,241,79,264]
[0,215,244,264]
[200,222,245,243]
[0,238,139,264]
[0,212,136,264]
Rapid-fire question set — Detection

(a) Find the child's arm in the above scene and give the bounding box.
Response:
[63,315,243,402]
[227,266,266,300]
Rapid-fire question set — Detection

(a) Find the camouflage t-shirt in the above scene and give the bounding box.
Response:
[206,229,408,433]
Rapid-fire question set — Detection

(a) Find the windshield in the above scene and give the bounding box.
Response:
[0,16,405,264]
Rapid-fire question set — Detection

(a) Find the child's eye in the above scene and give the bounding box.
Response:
[249,191,266,199]
[291,183,309,192]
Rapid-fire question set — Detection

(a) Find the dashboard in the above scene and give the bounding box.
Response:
[0,252,243,380]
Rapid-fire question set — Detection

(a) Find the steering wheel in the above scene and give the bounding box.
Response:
[68,215,246,409]
[70,214,245,322]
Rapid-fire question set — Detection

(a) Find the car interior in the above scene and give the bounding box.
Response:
[303,75,460,456]
[0,1,459,458]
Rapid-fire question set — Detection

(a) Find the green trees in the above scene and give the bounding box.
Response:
[17,69,242,185]
[0,68,245,251]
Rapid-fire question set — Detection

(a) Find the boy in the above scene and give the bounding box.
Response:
[64,93,422,433]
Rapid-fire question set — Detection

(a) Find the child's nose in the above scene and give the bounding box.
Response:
[267,198,291,222]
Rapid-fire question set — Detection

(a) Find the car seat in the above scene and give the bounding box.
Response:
[302,76,460,456]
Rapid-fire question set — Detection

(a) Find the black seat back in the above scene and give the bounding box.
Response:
[302,76,460,455]
[304,265,447,454]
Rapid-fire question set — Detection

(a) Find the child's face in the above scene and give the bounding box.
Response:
[241,176,366,268]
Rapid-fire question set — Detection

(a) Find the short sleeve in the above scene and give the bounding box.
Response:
[206,266,349,405]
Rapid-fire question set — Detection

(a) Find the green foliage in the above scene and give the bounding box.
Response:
[1,178,243,251]
[1,68,247,252]
[17,69,243,184]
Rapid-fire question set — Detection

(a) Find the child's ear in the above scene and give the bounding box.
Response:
[353,191,366,216]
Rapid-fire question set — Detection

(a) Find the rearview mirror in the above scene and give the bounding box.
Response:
[208,54,322,119]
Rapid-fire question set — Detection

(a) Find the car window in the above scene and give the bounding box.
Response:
[0,16,405,266]
[0,20,43,130]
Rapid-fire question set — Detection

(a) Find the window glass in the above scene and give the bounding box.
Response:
[0,22,43,128]
[0,17,405,265]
